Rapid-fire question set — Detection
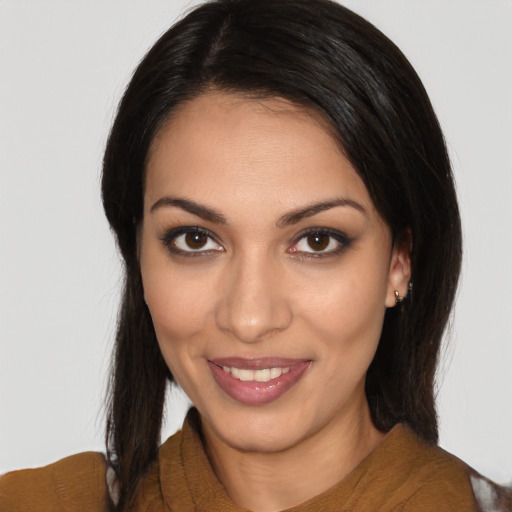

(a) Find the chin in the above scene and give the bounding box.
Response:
[221,424,306,454]
[202,402,315,454]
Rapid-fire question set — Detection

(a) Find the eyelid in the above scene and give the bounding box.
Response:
[159,225,350,259]
[287,227,351,258]
[160,226,224,256]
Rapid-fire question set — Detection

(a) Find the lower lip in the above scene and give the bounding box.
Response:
[208,361,311,405]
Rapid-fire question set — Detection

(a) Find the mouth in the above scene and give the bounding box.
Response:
[222,365,291,383]
[208,357,311,405]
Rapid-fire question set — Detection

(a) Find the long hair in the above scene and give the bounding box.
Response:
[101,0,462,508]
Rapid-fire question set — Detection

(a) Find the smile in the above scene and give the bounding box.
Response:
[208,358,311,405]
[221,366,290,382]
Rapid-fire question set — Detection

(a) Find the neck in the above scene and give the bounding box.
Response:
[202,400,385,512]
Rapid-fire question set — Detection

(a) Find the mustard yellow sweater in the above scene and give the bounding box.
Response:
[0,410,479,511]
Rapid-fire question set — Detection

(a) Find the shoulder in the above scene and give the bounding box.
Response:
[371,424,478,511]
[0,451,109,512]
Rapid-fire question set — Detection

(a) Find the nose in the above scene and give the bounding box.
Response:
[215,252,293,344]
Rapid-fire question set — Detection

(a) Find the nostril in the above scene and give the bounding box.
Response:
[214,295,293,343]
[213,257,293,343]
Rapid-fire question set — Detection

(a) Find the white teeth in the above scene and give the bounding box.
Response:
[222,366,291,382]
[254,368,270,382]
[239,369,254,381]
[270,367,282,379]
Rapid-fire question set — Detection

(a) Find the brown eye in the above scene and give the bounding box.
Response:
[165,228,224,255]
[185,232,208,249]
[306,234,330,251]
[290,229,349,257]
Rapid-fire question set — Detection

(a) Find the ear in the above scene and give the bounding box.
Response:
[385,230,412,308]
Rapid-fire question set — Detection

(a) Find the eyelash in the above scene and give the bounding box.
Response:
[160,226,223,257]
[288,228,351,260]
[159,226,351,259]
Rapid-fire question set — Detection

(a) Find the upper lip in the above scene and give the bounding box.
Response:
[208,357,310,370]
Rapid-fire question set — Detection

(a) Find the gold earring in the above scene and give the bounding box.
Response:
[394,290,403,305]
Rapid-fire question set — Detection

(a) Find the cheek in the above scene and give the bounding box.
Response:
[145,280,218,369]
[140,242,216,361]
[146,278,209,339]
[142,263,216,400]
[302,253,389,360]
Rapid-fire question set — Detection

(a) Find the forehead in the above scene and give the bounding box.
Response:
[144,91,375,217]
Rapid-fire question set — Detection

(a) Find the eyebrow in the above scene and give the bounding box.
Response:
[276,198,366,227]
[150,195,366,226]
[150,196,227,224]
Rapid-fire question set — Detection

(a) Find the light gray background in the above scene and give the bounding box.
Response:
[1,0,511,484]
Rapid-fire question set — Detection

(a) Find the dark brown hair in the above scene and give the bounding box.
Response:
[101,0,462,509]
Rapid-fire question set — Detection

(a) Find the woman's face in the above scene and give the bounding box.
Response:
[140,92,409,453]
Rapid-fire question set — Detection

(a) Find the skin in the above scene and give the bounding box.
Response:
[140,91,411,512]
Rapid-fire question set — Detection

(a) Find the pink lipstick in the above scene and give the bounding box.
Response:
[208,357,311,405]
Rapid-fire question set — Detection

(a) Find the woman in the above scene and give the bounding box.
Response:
[1,0,509,510]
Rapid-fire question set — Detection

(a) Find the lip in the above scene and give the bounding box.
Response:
[209,356,308,370]
[208,358,311,405]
